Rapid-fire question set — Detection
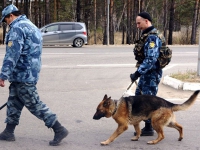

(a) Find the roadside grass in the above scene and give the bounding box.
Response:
[88,30,199,45]
[170,70,200,82]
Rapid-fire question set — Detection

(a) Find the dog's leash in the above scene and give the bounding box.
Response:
[122,80,143,97]
[0,102,7,110]
[122,82,134,97]
[126,82,134,91]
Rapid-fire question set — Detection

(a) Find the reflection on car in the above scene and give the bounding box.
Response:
[40,22,87,47]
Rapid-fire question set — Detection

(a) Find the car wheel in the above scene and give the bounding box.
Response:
[73,38,84,47]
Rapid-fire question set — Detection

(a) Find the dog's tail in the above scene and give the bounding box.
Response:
[172,90,200,111]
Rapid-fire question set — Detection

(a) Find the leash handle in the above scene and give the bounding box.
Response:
[0,102,7,110]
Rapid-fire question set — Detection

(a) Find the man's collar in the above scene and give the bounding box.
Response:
[142,26,154,34]
[9,15,22,27]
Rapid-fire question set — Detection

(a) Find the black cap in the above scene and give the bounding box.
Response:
[138,12,152,22]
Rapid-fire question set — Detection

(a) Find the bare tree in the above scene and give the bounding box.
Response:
[38,0,42,27]
[53,0,57,22]
[121,0,126,44]
[2,0,7,44]
[94,0,97,44]
[126,0,130,44]
[34,0,38,26]
[84,0,92,44]
[191,0,200,44]
[168,0,175,45]
[76,0,81,22]
[16,0,19,7]
[129,0,133,44]
[29,0,32,21]
[45,0,50,24]
[110,0,114,44]
[24,0,29,18]
[133,0,140,43]
[20,0,24,11]
[163,0,168,41]
[103,0,107,45]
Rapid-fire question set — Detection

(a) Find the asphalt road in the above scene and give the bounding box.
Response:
[0,45,199,150]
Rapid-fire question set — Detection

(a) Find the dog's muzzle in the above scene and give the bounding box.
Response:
[93,112,105,120]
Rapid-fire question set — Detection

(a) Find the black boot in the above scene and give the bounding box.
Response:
[140,121,154,136]
[134,120,154,136]
[0,124,16,141]
[49,121,68,146]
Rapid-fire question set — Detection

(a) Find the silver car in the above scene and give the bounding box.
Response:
[40,22,87,47]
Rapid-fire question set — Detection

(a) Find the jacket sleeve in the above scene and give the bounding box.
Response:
[137,34,161,75]
[0,27,24,80]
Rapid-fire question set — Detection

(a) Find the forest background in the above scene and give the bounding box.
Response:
[0,0,200,45]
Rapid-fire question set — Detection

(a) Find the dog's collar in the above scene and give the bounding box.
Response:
[112,100,118,116]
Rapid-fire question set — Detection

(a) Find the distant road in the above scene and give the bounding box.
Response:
[0,45,198,76]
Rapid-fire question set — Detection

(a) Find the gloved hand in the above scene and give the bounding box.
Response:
[130,71,141,82]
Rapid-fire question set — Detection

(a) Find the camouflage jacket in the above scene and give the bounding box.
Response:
[134,26,162,75]
[0,15,42,83]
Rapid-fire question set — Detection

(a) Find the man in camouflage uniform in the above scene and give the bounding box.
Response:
[0,4,68,146]
[130,12,163,136]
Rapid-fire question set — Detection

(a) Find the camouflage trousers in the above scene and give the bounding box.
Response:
[5,82,57,128]
[135,69,162,124]
[135,69,162,96]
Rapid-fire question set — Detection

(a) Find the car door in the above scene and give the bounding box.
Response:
[41,24,60,45]
[59,23,76,44]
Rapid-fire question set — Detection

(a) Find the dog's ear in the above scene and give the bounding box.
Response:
[103,94,107,100]
[103,96,111,107]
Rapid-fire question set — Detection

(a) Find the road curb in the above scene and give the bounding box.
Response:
[162,75,200,91]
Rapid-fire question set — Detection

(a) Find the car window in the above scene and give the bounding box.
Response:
[46,25,59,32]
[74,24,83,30]
[60,24,73,31]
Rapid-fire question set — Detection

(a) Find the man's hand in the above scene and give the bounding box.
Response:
[130,71,141,82]
[0,79,5,87]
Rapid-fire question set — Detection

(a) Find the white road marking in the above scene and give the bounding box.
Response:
[0,63,196,68]
[42,53,84,55]
[77,64,135,67]
[77,63,197,68]
[163,64,177,71]
[41,65,74,68]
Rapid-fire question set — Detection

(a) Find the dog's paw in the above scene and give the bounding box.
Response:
[131,137,139,141]
[100,141,110,145]
[147,140,156,144]
[178,137,183,141]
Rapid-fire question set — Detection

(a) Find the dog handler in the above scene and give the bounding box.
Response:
[130,12,164,136]
[0,4,68,146]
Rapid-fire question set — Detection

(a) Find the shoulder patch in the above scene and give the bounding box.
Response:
[8,41,13,47]
[149,41,155,48]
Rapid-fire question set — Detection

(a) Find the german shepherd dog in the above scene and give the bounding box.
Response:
[93,90,199,145]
